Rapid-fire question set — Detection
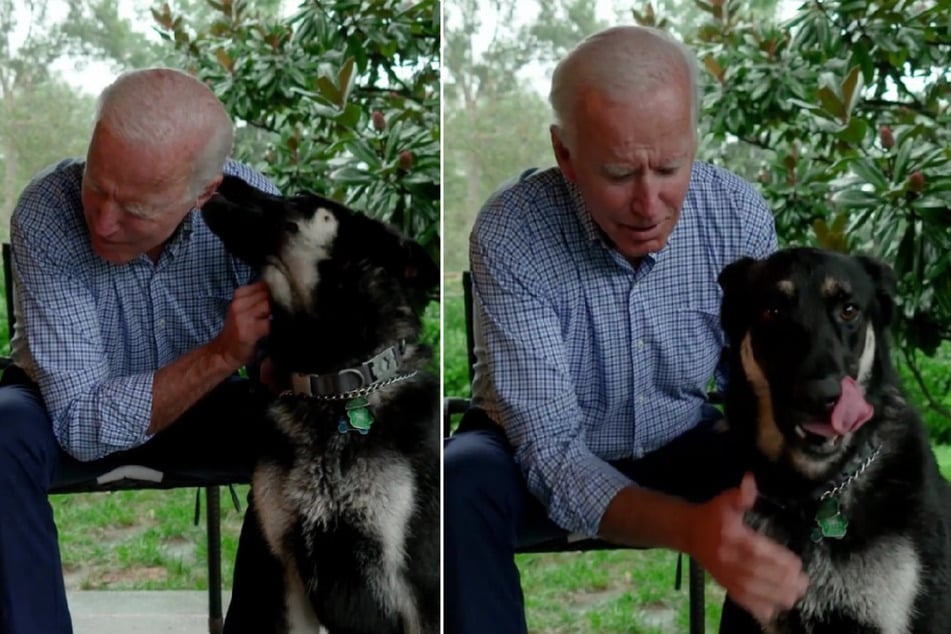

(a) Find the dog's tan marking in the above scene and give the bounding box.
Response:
[857,322,877,388]
[740,333,784,461]
[821,276,851,298]
[777,279,795,296]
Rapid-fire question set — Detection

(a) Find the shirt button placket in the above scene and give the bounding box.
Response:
[629,278,646,458]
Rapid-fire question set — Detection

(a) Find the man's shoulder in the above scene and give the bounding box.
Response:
[476,167,573,236]
[13,159,85,230]
[689,161,761,198]
[223,159,280,195]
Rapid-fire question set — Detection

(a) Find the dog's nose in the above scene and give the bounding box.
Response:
[801,377,842,414]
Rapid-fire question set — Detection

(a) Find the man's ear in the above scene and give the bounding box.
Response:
[550,125,577,183]
[195,174,224,209]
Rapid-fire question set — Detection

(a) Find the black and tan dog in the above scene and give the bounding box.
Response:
[718,247,951,633]
[203,176,439,634]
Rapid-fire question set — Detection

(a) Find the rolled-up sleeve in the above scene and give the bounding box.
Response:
[471,199,632,537]
[12,207,154,461]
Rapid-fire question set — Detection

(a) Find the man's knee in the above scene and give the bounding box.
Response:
[445,429,524,518]
[0,385,58,468]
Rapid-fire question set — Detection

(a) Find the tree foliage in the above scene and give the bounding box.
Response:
[0,0,157,243]
[661,0,951,413]
[154,0,441,258]
[442,0,609,271]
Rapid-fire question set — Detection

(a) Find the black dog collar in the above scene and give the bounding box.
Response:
[290,341,408,397]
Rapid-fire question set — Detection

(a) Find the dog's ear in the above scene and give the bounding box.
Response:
[401,239,439,309]
[855,255,897,326]
[718,256,758,342]
[214,175,272,205]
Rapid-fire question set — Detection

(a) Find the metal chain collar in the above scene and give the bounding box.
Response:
[819,445,882,501]
[283,371,419,402]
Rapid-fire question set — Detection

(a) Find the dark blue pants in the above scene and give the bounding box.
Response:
[0,366,270,634]
[443,408,747,634]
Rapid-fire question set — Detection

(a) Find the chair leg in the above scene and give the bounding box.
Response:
[206,486,223,634]
[689,556,705,634]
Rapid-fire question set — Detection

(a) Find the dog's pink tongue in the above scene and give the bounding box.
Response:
[830,376,873,434]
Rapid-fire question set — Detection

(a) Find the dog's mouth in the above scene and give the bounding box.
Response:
[789,376,874,449]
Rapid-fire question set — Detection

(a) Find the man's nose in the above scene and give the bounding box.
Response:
[629,176,663,220]
[92,199,122,236]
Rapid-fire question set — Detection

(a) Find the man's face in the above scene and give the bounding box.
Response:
[82,123,194,264]
[552,85,697,264]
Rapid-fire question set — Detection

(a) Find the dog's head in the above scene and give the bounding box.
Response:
[718,247,897,480]
[202,176,438,374]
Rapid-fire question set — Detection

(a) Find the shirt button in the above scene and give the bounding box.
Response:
[158,319,166,327]
[637,339,645,349]
[638,395,645,403]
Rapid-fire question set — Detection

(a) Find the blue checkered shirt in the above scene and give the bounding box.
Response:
[9,158,278,461]
[469,162,777,536]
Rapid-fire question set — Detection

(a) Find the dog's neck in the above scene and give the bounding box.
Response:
[755,438,881,515]
[289,340,412,397]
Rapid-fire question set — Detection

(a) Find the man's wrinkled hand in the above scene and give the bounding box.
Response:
[690,472,809,625]
[213,281,272,370]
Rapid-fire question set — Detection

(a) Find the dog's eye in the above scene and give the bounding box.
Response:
[761,306,782,321]
[840,303,860,321]
[284,221,299,234]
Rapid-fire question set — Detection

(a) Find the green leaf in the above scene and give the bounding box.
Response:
[840,65,864,118]
[817,87,845,121]
[833,188,880,208]
[337,57,357,103]
[894,138,915,181]
[850,158,889,190]
[329,166,372,185]
[838,116,867,146]
[315,76,341,106]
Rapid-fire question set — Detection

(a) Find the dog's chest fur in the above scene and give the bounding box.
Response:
[253,393,425,631]
[748,490,921,634]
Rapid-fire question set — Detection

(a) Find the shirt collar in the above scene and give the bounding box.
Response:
[163,209,196,257]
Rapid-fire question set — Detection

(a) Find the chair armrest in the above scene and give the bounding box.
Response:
[443,397,471,436]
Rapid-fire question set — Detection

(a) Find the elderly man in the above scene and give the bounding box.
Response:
[444,26,808,633]
[0,68,274,633]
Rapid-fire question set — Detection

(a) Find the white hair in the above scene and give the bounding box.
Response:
[93,67,234,200]
[549,26,700,145]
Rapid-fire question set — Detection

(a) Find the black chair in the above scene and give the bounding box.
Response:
[444,270,708,634]
[1,242,248,634]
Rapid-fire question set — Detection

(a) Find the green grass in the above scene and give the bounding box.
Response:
[519,550,726,633]
[53,486,248,590]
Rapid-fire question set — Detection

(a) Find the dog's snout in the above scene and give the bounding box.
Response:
[802,377,842,414]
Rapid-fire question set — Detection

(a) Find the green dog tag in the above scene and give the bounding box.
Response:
[344,397,373,433]
[815,498,848,539]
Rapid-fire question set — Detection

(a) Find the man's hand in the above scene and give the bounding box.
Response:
[689,472,808,625]
[212,281,272,370]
